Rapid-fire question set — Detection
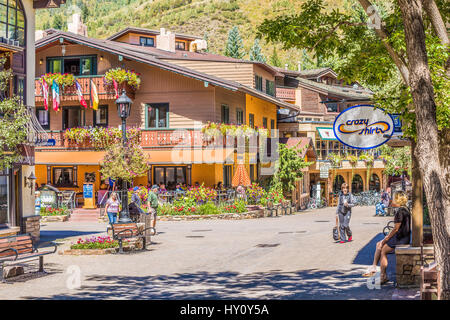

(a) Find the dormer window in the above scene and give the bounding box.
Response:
[140,36,154,47]
[175,41,186,51]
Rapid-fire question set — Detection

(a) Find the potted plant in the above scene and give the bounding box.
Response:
[104,68,141,96]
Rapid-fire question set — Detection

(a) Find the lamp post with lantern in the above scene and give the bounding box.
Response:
[116,89,133,223]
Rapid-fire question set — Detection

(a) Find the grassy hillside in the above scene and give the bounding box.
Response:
[36,0,348,70]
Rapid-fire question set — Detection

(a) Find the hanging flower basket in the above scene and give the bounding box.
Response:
[41,73,75,87]
[104,68,141,91]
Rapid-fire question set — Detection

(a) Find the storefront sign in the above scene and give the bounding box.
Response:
[333,105,394,150]
[320,163,330,179]
[40,190,57,207]
[83,184,93,198]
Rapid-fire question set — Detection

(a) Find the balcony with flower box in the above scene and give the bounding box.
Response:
[35,128,237,151]
[35,74,137,105]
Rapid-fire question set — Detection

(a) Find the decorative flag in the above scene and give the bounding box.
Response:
[90,79,99,110]
[51,81,60,112]
[41,79,49,111]
[75,81,88,108]
[112,79,119,99]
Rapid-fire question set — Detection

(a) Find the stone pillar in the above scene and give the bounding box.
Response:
[21,216,41,242]
[411,141,423,247]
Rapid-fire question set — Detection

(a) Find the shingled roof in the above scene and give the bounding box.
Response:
[36,30,297,110]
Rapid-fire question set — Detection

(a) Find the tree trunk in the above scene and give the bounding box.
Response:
[398,0,450,300]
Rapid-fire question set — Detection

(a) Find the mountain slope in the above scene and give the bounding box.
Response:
[36,0,348,69]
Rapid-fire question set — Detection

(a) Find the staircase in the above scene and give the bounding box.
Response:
[69,208,102,223]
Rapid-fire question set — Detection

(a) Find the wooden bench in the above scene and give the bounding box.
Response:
[111,223,152,254]
[420,262,440,300]
[0,233,57,282]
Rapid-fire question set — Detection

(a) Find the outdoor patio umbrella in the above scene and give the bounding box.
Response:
[232,163,251,187]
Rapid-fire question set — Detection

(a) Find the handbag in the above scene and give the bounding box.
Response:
[332,227,339,241]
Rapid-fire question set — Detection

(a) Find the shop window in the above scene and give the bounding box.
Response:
[254,75,263,91]
[153,166,186,188]
[0,1,26,47]
[333,175,345,193]
[236,109,244,125]
[221,105,229,124]
[146,103,169,129]
[249,113,255,128]
[62,107,85,130]
[93,105,108,127]
[47,55,97,76]
[223,165,233,188]
[36,108,50,130]
[265,80,275,96]
[0,172,9,225]
[140,36,154,47]
[250,164,255,182]
[175,41,186,50]
[53,167,76,187]
[351,174,364,194]
[369,174,380,191]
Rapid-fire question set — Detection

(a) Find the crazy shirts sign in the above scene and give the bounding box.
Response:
[333,105,394,150]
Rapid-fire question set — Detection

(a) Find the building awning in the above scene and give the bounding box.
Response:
[317,127,337,140]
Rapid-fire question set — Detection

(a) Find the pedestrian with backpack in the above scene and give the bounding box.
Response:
[336,183,355,243]
[362,192,411,284]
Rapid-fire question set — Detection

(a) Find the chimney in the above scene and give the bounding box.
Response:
[156,28,175,52]
[68,13,88,37]
[284,63,288,70]
[297,61,302,71]
[35,30,45,41]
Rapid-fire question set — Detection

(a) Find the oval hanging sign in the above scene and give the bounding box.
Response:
[333,105,394,150]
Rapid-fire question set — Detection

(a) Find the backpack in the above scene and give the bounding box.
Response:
[399,206,411,238]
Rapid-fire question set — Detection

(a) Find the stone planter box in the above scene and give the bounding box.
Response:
[59,242,140,255]
[40,215,69,222]
[158,208,266,221]
[395,245,434,288]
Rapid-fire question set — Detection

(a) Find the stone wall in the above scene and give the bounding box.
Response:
[21,216,41,242]
[395,245,434,288]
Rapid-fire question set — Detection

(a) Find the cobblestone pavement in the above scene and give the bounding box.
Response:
[1,206,403,300]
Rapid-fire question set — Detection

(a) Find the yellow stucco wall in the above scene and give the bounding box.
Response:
[245,94,277,129]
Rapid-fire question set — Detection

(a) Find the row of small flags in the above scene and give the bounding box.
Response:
[41,78,120,112]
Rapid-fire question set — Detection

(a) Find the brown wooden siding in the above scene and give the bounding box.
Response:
[160,59,254,87]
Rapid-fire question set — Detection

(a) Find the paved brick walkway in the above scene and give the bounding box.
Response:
[1,206,404,300]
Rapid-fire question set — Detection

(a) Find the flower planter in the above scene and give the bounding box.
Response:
[158,209,265,221]
[40,215,69,222]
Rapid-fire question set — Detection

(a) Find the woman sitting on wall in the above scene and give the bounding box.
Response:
[363,192,411,284]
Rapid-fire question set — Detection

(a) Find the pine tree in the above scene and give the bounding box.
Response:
[53,15,63,30]
[249,39,266,63]
[225,26,245,59]
[269,47,282,67]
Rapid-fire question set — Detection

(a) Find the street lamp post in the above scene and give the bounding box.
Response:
[116,89,133,223]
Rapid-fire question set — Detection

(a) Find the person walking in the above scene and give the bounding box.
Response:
[105,192,120,225]
[363,192,411,284]
[375,187,391,216]
[147,185,160,236]
[336,183,355,243]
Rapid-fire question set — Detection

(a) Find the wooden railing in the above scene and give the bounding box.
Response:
[35,75,125,104]
[35,130,239,150]
[276,87,296,101]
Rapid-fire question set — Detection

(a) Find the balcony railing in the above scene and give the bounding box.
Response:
[35,129,239,150]
[276,87,296,101]
[35,75,121,104]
